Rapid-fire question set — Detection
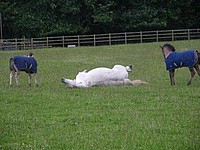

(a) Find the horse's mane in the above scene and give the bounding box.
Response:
[162,43,176,52]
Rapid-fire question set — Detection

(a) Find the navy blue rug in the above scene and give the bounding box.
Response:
[12,56,37,73]
[165,50,196,70]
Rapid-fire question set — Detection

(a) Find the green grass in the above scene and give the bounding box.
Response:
[0,40,200,149]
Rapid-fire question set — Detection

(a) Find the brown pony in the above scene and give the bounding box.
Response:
[160,44,200,85]
[9,53,38,87]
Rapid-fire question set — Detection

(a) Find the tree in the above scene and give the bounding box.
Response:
[0,0,199,38]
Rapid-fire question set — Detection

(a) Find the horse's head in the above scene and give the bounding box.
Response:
[125,65,133,72]
[161,43,176,52]
[160,43,176,58]
[27,52,33,57]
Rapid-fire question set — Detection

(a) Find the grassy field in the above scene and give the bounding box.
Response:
[0,40,200,149]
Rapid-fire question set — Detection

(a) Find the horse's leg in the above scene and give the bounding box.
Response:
[9,58,15,86]
[33,73,38,86]
[28,73,31,86]
[9,71,15,86]
[187,67,196,86]
[15,71,20,87]
[169,69,175,86]
[194,64,200,76]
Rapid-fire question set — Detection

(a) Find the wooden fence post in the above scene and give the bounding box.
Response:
[78,35,80,46]
[94,34,96,46]
[31,38,33,49]
[23,36,26,50]
[188,29,190,40]
[62,36,65,47]
[15,38,17,50]
[125,32,127,44]
[47,37,49,48]
[172,30,174,41]
[109,33,111,45]
[156,30,159,42]
[140,31,143,43]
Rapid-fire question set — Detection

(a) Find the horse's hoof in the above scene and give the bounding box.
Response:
[187,81,192,86]
[171,83,175,86]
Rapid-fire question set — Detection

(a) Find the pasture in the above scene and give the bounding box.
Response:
[0,40,200,149]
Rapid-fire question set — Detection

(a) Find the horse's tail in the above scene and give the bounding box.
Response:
[9,58,14,71]
[9,57,18,71]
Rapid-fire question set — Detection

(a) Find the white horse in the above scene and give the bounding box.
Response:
[9,53,38,87]
[61,65,147,88]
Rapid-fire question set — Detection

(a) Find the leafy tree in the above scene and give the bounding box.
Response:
[0,0,199,38]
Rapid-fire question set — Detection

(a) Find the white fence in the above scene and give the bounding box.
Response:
[0,29,200,50]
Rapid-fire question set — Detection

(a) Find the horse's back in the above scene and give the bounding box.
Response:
[12,56,37,73]
[165,50,196,70]
[88,67,112,75]
[175,50,196,67]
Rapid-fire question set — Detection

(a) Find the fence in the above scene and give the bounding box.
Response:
[0,28,200,50]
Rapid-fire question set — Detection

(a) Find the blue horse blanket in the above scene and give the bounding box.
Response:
[165,50,196,70]
[12,56,37,73]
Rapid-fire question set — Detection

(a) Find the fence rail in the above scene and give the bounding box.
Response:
[0,29,200,51]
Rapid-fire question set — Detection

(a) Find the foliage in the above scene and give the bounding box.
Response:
[0,0,200,38]
[0,40,200,149]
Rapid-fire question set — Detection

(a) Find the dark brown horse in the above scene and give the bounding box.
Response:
[160,44,200,86]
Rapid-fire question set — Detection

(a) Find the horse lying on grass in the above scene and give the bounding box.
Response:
[9,53,38,87]
[160,43,200,86]
[61,65,147,88]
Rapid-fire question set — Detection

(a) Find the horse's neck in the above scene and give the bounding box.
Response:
[164,50,173,58]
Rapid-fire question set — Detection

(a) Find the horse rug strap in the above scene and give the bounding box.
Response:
[165,50,196,70]
[12,56,37,73]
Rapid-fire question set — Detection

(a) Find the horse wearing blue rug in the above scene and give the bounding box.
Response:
[9,53,38,86]
[161,44,200,86]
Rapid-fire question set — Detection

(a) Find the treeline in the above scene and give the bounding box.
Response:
[0,0,200,38]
